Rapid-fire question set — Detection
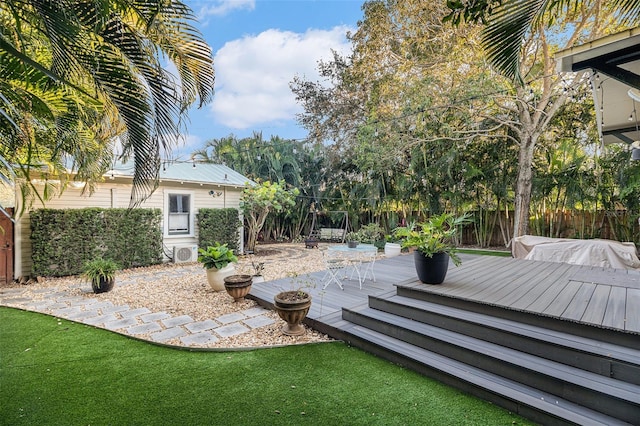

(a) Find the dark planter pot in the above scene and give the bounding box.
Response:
[223,274,253,302]
[414,251,449,284]
[273,291,312,336]
[92,277,115,294]
[305,238,319,249]
[347,241,359,248]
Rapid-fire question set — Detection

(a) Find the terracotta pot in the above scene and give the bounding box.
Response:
[414,251,449,284]
[273,291,312,336]
[206,264,236,291]
[223,274,253,302]
[92,277,115,294]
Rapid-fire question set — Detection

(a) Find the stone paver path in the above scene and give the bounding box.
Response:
[0,267,277,348]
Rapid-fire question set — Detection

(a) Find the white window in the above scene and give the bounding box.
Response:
[165,191,193,236]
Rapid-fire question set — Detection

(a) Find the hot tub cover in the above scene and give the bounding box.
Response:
[512,235,640,270]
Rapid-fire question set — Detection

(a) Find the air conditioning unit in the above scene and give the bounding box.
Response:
[173,245,198,263]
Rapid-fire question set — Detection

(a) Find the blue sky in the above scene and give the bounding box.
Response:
[172,0,365,158]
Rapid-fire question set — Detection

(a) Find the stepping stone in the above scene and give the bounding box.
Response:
[216,312,246,324]
[120,307,151,319]
[1,297,31,304]
[68,310,101,321]
[244,315,275,329]
[214,323,249,338]
[100,304,130,315]
[127,322,163,335]
[150,327,186,342]
[185,319,218,333]
[140,312,171,323]
[181,332,219,346]
[242,307,270,317]
[103,317,139,330]
[52,306,82,317]
[162,315,194,328]
[83,313,119,326]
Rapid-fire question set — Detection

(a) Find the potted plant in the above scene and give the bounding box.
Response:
[251,260,265,283]
[198,243,238,291]
[394,213,471,284]
[83,258,119,294]
[345,231,361,248]
[273,273,315,336]
[383,234,402,258]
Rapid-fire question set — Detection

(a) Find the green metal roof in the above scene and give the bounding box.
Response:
[107,161,252,188]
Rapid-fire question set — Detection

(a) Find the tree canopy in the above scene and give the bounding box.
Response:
[291,0,636,239]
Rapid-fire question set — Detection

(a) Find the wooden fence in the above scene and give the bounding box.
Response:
[460,210,639,247]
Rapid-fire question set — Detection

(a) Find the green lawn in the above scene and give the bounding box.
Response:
[0,307,535,425]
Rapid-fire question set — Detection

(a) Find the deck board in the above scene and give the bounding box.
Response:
[602,286,628,330]
[510,262,574,310]
[442,257,515,297]
[456,259,553,303]
[497,261,567,307]
[581,284,611,324]
[627,289,640,333]
[569,269,640,289]
[542,281,582,317]
[560,282,597,321]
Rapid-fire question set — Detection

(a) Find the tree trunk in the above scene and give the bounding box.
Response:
[513,138,536,239]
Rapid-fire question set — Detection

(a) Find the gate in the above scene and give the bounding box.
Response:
[0,208,14,284]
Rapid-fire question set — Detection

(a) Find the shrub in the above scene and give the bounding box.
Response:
[30,208,162,277]
[197,208,241,252]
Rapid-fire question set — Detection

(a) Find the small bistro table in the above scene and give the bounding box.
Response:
[327,244,378,288]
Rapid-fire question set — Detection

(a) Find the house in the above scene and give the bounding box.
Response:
[11,161,252,281]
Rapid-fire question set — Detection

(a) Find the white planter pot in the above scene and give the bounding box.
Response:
[384,242,402,258]
[252,275,265,283]
[206,264,236,291]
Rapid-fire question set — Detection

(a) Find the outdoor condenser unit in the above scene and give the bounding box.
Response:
[173,245,198,263]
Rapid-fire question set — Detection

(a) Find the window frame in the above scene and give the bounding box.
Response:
[164,190,195,238]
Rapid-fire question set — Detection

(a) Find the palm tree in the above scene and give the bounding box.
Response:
[0,0,215,207]
[445,0,640,83]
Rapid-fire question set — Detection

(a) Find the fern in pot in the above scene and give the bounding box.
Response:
[83,258,119,294]
[394,213,471,284]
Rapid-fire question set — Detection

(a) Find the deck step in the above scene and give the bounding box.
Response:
[342,324,632,426]
[368,294,640,384]
[395,282,640,350]
[343,305,640,424]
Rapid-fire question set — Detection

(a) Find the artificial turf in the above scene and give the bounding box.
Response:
[0,307,535,425]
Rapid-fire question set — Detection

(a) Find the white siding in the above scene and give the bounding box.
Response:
[15,179,245,279]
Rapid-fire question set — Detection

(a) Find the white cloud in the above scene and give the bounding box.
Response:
[178,133,204,154]
[158,133,204,160]
[196,0,255,18]
[211,26,352,130]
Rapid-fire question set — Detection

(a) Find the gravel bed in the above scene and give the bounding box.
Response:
[3,243,337,349]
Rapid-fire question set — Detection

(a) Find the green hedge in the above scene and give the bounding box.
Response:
[197,208,241,252]
[30,208,163,277]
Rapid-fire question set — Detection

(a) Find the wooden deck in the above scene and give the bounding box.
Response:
[249,252,640,336]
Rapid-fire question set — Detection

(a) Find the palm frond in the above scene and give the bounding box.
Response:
[0,0,215,207]
[482,0,547,84]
